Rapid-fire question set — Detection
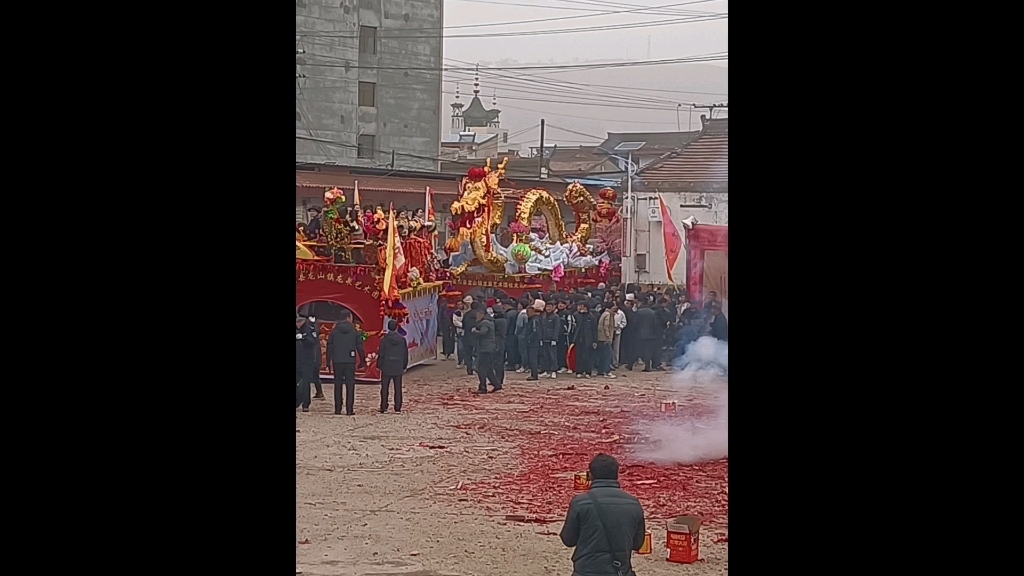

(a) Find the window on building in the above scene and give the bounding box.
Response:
[359,26,376,55]
[503,132,508,143]
[358,81,376,107]
[357,134,375,159]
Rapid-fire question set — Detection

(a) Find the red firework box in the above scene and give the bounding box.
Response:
[573,471,592,491]
[665,515,701,564]
[661,400,678,412]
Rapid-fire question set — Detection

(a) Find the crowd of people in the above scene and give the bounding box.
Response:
[440,283,727,392]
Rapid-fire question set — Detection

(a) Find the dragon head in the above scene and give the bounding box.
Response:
[449,158,508,237]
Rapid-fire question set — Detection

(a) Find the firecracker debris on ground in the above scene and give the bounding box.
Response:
[296,355,728,576]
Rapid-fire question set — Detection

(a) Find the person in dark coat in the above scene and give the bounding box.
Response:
[632,303,658,372]
[573,300,598,378]
[524,301,544,380]
[464,301,481,376]
[305,206,322,240]
[326,310,365,415]
[504,300,519,370]
[674,315,708,360]
[471,308,498,393]
[440,304,456,360]
[538,301,563,378]
[702,290,720,314]
[709,303,728,341]
[559,454,646,576]
[377,320,409,413]
[556,299,573,373]
[295,313,318,412]
[306,314,324,399]
[652,297,673,371]
[489,304,508,388]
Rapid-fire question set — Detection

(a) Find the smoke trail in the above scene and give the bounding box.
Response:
[635,337,728,465]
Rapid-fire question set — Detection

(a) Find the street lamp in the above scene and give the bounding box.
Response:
[611,142,646,286]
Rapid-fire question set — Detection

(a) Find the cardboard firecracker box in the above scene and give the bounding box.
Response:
[665,515,701,564]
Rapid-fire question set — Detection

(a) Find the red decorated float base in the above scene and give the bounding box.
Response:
[296,261,441,381]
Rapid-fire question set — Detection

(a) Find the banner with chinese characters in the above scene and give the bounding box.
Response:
[393,292,438,367]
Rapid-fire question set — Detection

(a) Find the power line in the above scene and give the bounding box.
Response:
[297,13,726,40]
[299,1,723,34]
[299,53,726,72]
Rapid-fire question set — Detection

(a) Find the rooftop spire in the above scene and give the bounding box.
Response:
[492,88,497,107]
[473,64,480,96]
[455,83,460,102]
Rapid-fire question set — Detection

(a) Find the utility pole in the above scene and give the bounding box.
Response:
[676,104,681,131]
[538,118,545,178]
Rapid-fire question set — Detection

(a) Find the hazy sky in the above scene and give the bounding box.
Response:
[442,0,728,64]
[437,0,728,146]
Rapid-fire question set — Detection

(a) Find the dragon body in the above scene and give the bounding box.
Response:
[448,158,598,274]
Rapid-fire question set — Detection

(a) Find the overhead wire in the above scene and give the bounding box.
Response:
[297,13,727,40]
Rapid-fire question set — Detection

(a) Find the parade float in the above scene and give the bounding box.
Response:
[442,157,621,302]
[296,187,443,382]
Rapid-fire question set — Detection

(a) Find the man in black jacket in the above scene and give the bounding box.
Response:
[503,300,519,370]
[490,304,508,389]
[524,300,544,381]
[471,308,498,393]
[307,314,324,399]
[709,303,728,341]
[464,301,481,376]
[295,313,318,412]
[376,320,408,413]
[560,454,646,576]
[633,303,658,372]
[556,299,573,373]
[538,301,563,379]
[652,297,673,371]
[326,311,365,415]
[573,300,598,379]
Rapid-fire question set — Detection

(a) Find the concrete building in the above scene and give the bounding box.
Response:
[626,117,728,290]
[295,0,443,170]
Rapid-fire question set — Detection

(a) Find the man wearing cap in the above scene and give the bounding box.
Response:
[296,313,318,412]
[524,299,544,380]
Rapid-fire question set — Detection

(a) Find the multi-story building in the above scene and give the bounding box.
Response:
[295,0,443,170]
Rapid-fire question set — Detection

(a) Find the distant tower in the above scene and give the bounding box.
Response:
[461,63,501,130]
[450,82,464,132]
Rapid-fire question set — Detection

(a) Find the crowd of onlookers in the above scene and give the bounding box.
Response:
[440,283,727,392]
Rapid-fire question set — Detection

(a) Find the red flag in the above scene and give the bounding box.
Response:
[658,194,682,285]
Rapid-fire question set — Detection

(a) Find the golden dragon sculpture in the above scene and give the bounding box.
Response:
[447,157,597,274]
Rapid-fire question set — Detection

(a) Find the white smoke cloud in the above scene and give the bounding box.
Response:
[634,337,728,465]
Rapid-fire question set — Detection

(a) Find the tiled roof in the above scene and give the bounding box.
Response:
[462,96,500,127]
[596,130,701,156]
[636,119,727,190]
[547,145,622,175]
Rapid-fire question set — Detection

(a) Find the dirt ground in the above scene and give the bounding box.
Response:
[297,352,728,576]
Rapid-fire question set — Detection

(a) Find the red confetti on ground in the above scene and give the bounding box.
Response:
[421,382,728,527]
